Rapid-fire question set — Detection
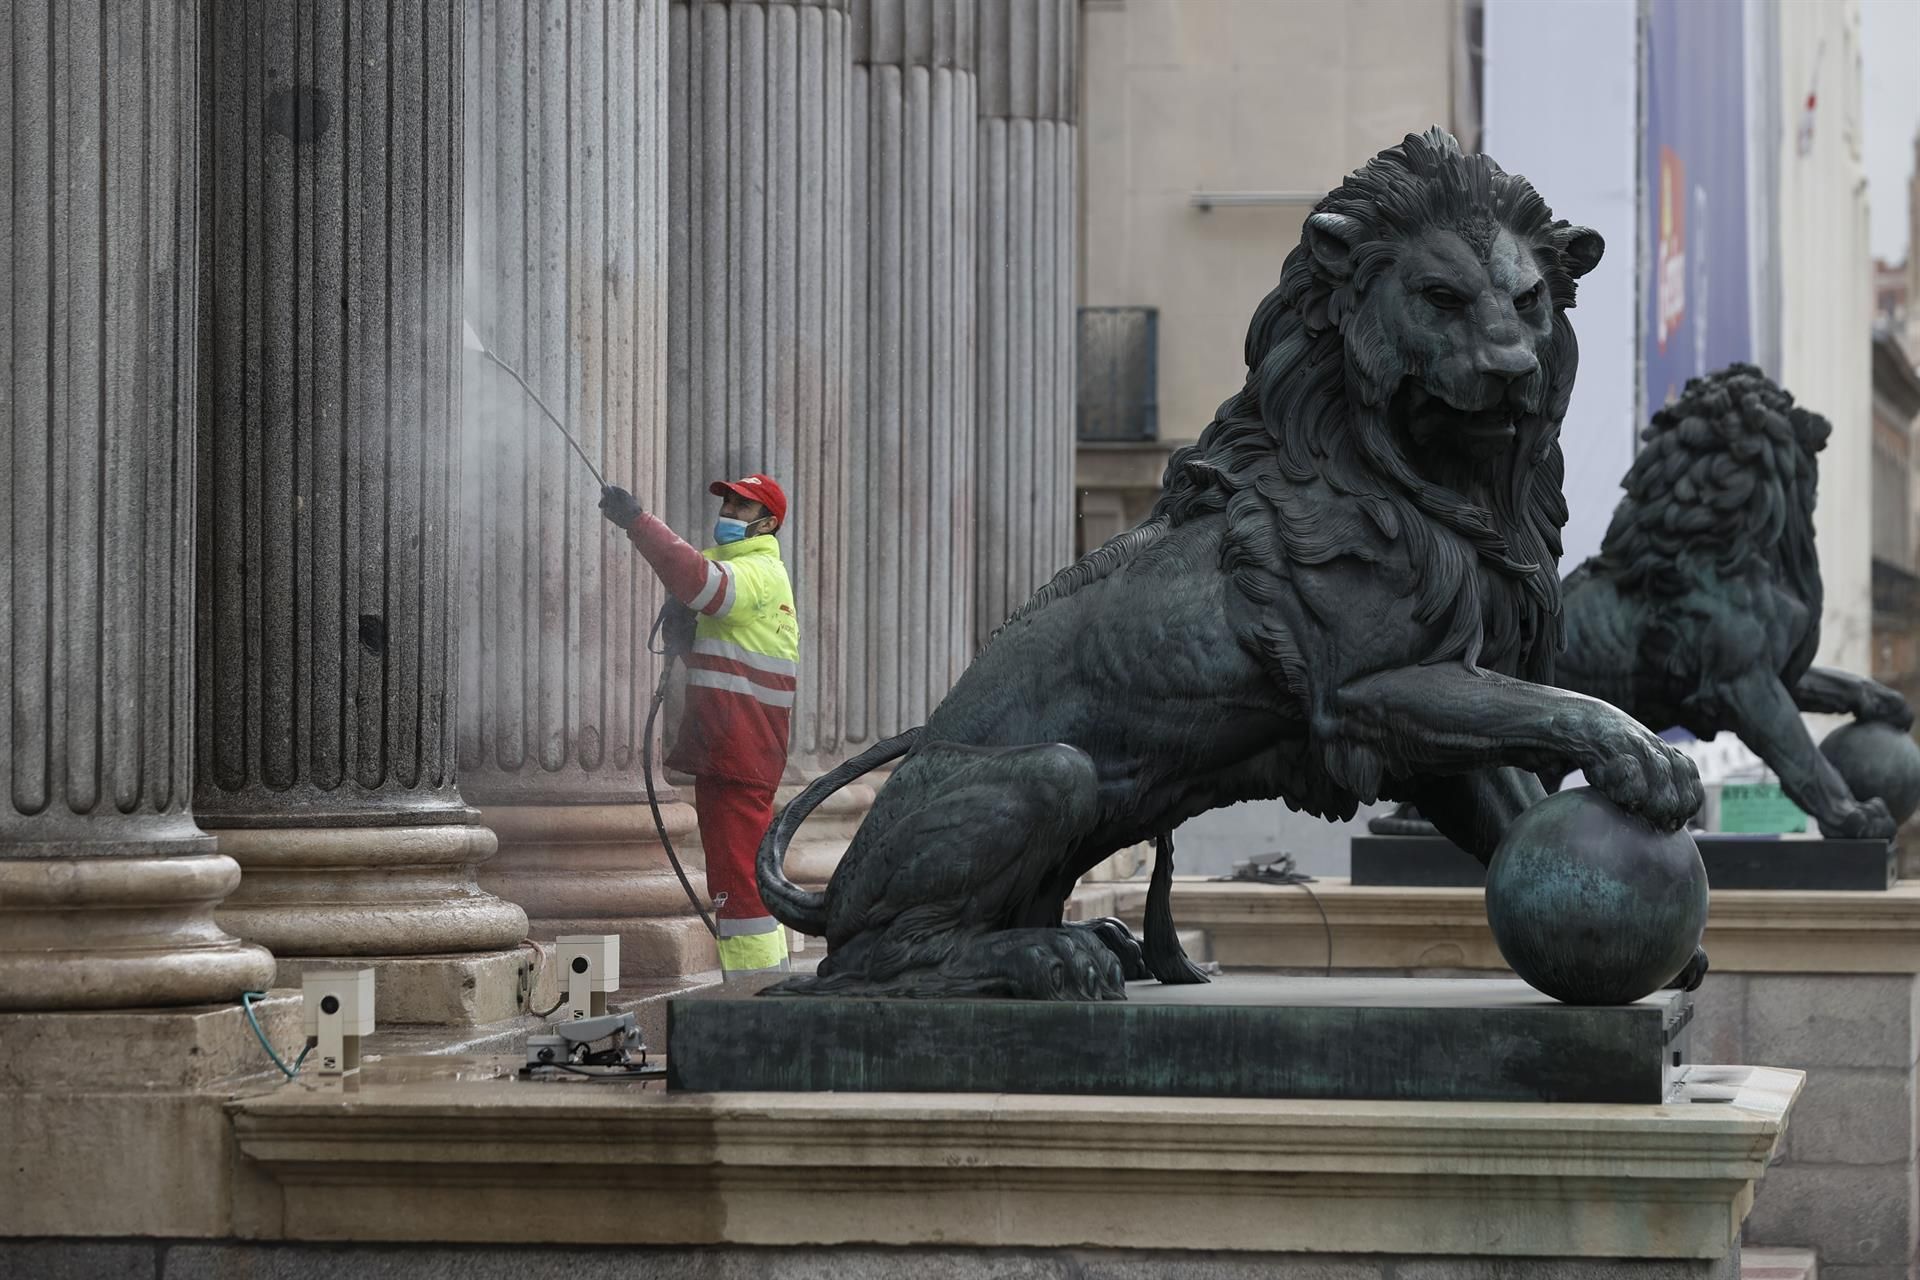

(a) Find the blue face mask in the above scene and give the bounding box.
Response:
[713,517,752,545]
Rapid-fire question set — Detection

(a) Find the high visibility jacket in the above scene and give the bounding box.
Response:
[626,514,798,789]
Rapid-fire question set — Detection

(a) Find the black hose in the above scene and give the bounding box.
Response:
[644,606,718,939]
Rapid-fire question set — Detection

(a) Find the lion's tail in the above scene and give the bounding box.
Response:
[757,726,922,936]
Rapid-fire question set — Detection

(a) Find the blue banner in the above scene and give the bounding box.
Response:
[1643,0,1752,410]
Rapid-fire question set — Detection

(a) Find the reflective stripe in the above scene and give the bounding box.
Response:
[688,668,796,707]
[694,637,799,678]
[709,567,737,618]
[687,561,726,611]
[717,915,783,938]
[717,927,790,974]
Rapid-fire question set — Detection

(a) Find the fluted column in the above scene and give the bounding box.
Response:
[460,0,715,982]
[973,0,1076,644]
[845,0,977,753]
[667,0,850,777]
[197,1,527,969]
[0,1,275,1009]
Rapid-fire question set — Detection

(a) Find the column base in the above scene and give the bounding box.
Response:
[213,824,527,957]
[0,854,277,1011]
[476,802,720,983]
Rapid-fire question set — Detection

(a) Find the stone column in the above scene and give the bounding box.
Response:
[197,0,528,1018]
[460,0,715,983]
[846,0,978,751]
[667,0,850,777]
[0,0,274,1010]
[974,0,1076,644]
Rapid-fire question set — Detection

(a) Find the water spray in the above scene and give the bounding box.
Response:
[465,318,717,943]
[464,320,607,489]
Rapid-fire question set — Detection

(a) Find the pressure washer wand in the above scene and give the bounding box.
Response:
[464,321,607,490]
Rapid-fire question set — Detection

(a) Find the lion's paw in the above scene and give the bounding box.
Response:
[1582,715,1703,832]
[1817,796,1897,841]
[1860,688,1916,731]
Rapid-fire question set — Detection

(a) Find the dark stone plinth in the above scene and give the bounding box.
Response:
[1351,834,1894,891]
[667,976,1692,1104]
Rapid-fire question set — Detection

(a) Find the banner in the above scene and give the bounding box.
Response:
[1643,0,1753,410]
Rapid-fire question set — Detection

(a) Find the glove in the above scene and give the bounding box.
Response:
[599,484,644,530]
[654,599,697,659]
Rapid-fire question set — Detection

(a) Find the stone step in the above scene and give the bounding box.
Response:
[1742,1247,1817,1280]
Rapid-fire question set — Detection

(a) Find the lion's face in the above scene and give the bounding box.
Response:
[1305,209,1602,467]
[1372,226,1552,459]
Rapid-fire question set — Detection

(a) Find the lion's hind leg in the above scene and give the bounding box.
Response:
[766,739,1123,1000]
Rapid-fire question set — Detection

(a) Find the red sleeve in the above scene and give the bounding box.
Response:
[626,512,732,613]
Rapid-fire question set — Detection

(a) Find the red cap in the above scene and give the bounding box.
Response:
[708,473,787,524]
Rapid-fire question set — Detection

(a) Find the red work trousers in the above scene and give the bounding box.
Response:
[693,777,778,921]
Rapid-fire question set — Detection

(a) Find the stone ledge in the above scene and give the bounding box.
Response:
[1741,1250,1817,1280]
[229,1058,1800,1257]
[0,998,303,1238]
[272,949,542,1027]
[0,994,303,1092]
[1146,879,1920,975]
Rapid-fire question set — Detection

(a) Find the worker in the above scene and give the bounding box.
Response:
[598,475,799,980]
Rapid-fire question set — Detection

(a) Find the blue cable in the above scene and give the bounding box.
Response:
[241,990,309,1079]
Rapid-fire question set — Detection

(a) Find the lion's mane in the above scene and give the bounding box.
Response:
[1143,128,1585,690]
[1578,363,1825,608]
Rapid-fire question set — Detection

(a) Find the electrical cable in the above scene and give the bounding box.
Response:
[550,1062,667,1081]
[241,991,310,1079]
[516,939,568,1017]
[1213,852,1334,977]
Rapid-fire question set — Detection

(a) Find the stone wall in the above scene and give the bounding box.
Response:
[1693,970,1920,1276]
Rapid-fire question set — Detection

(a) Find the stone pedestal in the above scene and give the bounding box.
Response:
[1,995,301,1237]
[1145,878,1920,1276]
[671,976,1694,1103]
[460,0,715,984]
[0,0,274,1010]
[973,0,1076,642]
[197,0,527,1012]
[226,1053,1796,1273]
[846,0,979,748]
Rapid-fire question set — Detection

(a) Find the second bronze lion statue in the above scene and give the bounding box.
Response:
[758,128,1702,1000]
[1555,363,1911,838]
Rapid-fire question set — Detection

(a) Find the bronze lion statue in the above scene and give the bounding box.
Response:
[758,128,1702,999]
[1554,363,1911,838]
